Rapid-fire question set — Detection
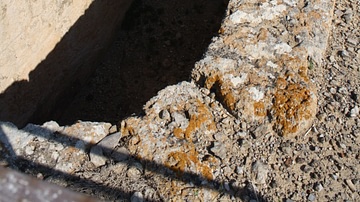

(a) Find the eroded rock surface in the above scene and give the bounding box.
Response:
[192,0,334,137]
[2,0,359,201]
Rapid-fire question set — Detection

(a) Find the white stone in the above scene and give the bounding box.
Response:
[350,106,359,117]
[248,87,264,102]
[274,42,292,55]
[266,61,278,69]
[230,73,247,87]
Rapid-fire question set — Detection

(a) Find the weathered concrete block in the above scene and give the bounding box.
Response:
[192,0,335,137]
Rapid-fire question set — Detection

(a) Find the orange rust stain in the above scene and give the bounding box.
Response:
[254,101,267,117]
[277,54,304,70]
[200,165,213,181]
[166,100,215,180]
[276,77,287,90]
[173,128,184,139]
[298,66,309,82]
[204,74,219,89]
[273,77,312,136]
[218,27,225,34]
[167,151,190,174]
[205,75,236,111]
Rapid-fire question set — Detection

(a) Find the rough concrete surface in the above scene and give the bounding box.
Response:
[0,0,359,201]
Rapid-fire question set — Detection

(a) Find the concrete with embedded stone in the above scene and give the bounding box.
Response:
[0,0,344,201]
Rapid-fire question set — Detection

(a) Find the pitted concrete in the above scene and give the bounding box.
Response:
[192,0,334,137]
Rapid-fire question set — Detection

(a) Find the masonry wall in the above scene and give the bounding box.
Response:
[0,0,133,126]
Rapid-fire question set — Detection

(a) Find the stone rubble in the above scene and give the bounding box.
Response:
[0,0,359,201]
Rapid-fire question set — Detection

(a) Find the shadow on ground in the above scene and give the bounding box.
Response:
[53,0,229,125]
[0,123,267,201]
[0,0,131,127]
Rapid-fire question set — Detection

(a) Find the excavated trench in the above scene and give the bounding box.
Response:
[31,0,228,126]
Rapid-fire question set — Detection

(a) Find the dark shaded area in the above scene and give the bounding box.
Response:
[0,0,132,127]
[0,124,267,201]
[55,0,229,125]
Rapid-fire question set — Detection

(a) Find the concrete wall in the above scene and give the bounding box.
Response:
[0,0,133,126]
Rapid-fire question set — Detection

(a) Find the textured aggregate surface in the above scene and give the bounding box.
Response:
[0,0,359,201]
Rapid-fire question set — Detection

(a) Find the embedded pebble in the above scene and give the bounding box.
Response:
[89,145,107,167]
[251,161,268,184]
[308,193,316,201]
[131,192,144,202]
[97,132,122,154]
[210,142,227,159]
[350,106,359,117]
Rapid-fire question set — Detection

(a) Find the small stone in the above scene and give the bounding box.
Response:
[252,124,271,138]
[111,147,130,162]
[109,125,118,134]
[127,166,142,180]
[328,55,336,63]
[42,121,62,132]
[241,122,247,130]
[36,173,44,180]
[90,146,107,167]
[172,112,189,129]
[314,182,324,192]
[339,50,350,58]
[159,109,170,121]
[131,192,144,202]
[349,106,359,117]
[338,87,347,94]
[97,132,122,154]
[251,161,268,184]
[224,182,230,191]
[284,157,292,167]
[214,133,224,141]
[317,134,325,143]
[25,145,35,155]
[238,139,251,150]
[308,193,316,201]
[330,173,338,180]
[236,131,247,138]
[347,38,358,46]
[317,113,326,122]
[342,13,352,23]
[236,166,244,174]
[300,165,312,173]
[282,147,292,155]
[270,180,277,188]
[345,179,356,192]
[210,142,227,159]
[295,157,305,164]
[330,87,336,94]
